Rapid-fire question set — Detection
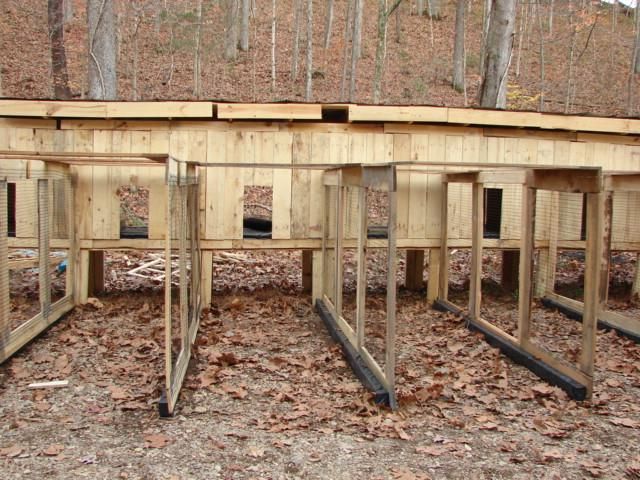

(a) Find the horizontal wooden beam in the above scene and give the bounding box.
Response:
[217,103,322,120]
[526,168,601,193]
[0,100,213,118]
[349,105,448,123]
[603,173,640,192]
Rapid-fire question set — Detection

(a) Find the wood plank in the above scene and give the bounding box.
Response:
[448,108,542,128]
[469,182,483,320]
[348,105,448,123]
[291,133,311,238]
[394,134,411,238]
[385,182,398,408]
[438,182,450,301]
[0,181,8,343]
[272,132,293,239]
[356,186,367,349]
[526,168,601,193]
[408,136,428,238]
[217,103,321,120]
[517,187,536,343]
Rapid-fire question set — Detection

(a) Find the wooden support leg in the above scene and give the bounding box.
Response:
[75,250,90,305]
[426,248,441,303]
[633,254,640,300]
[312,250,323,304]
[200,250,213,306]
[405,250,425,291]
[88,251,105,296]
[501,250,520,293]
[302,250,313,293]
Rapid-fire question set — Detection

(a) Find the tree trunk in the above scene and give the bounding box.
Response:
[87,0,117,100]
[223,0,239,61]
[417,0,425,16]
[452,0,465,93]
[394,0,403,44]
[427,0,442,20]
[193,0,203,97]
[537,0,545,111]
[340,0,354,100]
[240,0,250,51]
[353,0,364,59]
[305,0,313,101]
[49,0,73,99]
[372,0,402,104]
[634,5,640,74]
[291,0,302,80]
[564,5,577,114]
[131,5,142,100]
[63,0,74,23]
[479,0,516,109]
[323,0,334,49]
[479,0,491,73]
[271,0,277,91]
[349,0,363,101]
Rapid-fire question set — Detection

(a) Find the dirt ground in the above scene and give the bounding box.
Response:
[1,252,639,480]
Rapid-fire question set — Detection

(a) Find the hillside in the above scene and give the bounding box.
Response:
[0,1,639,116]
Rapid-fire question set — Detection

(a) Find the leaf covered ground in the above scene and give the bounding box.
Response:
[1,251,639,479]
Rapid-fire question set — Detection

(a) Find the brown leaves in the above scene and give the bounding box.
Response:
[42,444,64,456]
[610,417,639,429]
[0,445,24,458]
[144,433,171,449]
[107,385,130,401]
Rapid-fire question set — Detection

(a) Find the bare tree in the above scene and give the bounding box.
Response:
[479,0,492,73]
[87,0,118,100]
[291,0,302,79]
[564,3,577,114]
[223,0,239,61]
[340,0,354,100]
[49,0,73,99]
[634,5,640,74]
[63,0,74,24]
[323,0,334,49]
[479,0,516,109]
[131,3,143,100]
[372,0,403,104]
[194,0,203,97]
[272,0,277,91]
[452,0,465,93]
[349,0,363,101]
[240,0,250,51]
[417,0,425,16]
[536,0,545,111]
[305,0,313,100]
[427,0,442,20]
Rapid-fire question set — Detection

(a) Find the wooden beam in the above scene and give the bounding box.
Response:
[88,251,105,296]
[517,187,536,343]
[302,250,313,293]
[356,187,367,350]
[217,103,322,120]
[405,250,425,291]
[0,181,9,346]
[526,168,601,193]
[0,100,212,118]
[603,173,640,192]
[469,183,484,320]
[385,184,398,409]
[38,179,51,318]
[349,105,448,123]
[438,182,450,302]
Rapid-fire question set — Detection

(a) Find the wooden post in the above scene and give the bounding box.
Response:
[87,251,105,296]
[517,186,536,344]
[0,181,9,343]
[356,186,367,350]
[164,181,173,411]
[581,192,604,397]
[200,250,213,306]
[426,248,440,303]
[501,250,520,292]
[469,182,484,320]
[600,192,612,307]
[385,176,397,409]
[335,178,344,317]
[302,250,313,293]
[38,179,52,318]
[438,182,449,302]
[405,250,425,291]
[312,250,323,303]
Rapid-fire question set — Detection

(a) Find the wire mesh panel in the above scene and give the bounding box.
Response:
[318,166,397,408]
[160,167,202,416]
[1,166,74,364]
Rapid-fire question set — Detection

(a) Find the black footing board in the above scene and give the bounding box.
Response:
[433,299,587,401]
[315,299,391,406]
[541,297,640,344]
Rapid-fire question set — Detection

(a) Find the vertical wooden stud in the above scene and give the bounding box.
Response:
[405,250,425,291]
[302,250,313,293]
[385,168,398,409]
[517,186,536,344]
[0,181,9,342]
[470,182,484,320]
[356,186,367,351]
[438,182,449,302]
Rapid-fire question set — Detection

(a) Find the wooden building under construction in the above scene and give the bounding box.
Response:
[1,99,639,414]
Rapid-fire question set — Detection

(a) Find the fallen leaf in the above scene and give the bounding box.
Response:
[0,445,23,457]
[609,417,638,428]
[247,446,265,458]
[107,385,130,400]
[542,448,564,462]
[415,445,446,456]
[86,297,104,309]
[144,433,171,449]
[42,444,64,456]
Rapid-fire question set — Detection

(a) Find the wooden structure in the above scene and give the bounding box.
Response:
[436,167,605,399]
[541,172,640,343]
[316,164,397,408]
[1,100,640,408]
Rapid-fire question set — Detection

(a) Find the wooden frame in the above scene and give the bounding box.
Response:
[160,158,202,416]
[0,164,76,364]
[541,173,640,342]
[436,167,604,399]
[317,164,398,408]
